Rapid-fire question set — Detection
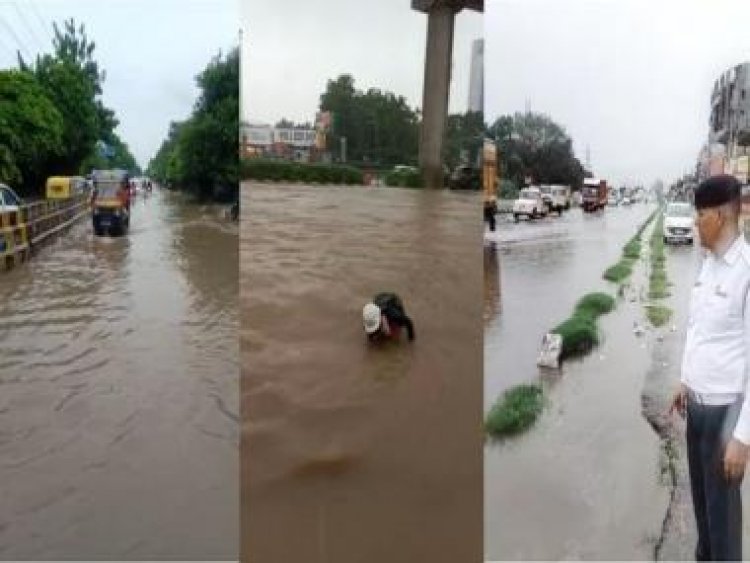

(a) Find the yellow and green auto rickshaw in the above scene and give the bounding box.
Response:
[91,170,130,237]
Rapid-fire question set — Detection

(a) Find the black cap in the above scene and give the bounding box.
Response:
[694,174,740,209]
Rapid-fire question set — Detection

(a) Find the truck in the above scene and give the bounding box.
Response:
[581,177,608,213]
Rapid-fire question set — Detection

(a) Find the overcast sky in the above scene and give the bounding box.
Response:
[0,0,237,169]
[487,0,750,187]
[241,0,483,125]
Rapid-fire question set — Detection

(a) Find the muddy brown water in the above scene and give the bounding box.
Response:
[0,189,238,560]
[241,182,483,563]
[484,204,669,560]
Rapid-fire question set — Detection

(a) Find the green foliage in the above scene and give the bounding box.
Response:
[554,314,599,358]
[489,112,584,189]
[603,260,634,282]
[1,19,139,195]
[0,70,64,194]
[241,158,363,185]
[148,48,238,202]
[575,292,616,317]
[552,291,616,359]
[384,168,423,188]
[320,74,420,168]
[485,384,544,437]
[646,304,672,327]
[646,211,671,319]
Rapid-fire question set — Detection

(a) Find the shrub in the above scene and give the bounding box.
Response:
[575,292,616,317]
[485,384,544,438]
[603,260,634,282]
[553,314,599,359]
[241,158,364,185]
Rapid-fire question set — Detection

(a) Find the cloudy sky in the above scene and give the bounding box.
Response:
[487,0,750,187]
[241,0,483,125]
[0,0,237,168]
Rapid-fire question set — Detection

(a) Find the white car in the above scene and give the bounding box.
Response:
[513,187,546,221]
[663,201,694,244]
[0,184,23,213]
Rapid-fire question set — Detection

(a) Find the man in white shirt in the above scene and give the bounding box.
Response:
[670,174,750,561]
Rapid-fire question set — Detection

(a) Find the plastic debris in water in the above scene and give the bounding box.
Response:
[537,332,562,369]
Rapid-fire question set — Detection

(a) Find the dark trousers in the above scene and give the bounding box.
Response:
[686,396,743,561]
[484,204,496,232]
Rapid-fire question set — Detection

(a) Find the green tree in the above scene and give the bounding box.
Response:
[0,70,64,195]
[147,47,239,202]
[319,75,419,168]
[489,112,584,189]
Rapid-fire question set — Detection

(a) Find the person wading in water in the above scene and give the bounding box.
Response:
[362,292,415,343]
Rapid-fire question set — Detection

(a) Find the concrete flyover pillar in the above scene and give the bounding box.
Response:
[412,0,483,189]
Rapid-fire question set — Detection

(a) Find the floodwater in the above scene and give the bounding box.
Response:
[0,189,238,560]
[484,204,669,560]
[241,182,483,563]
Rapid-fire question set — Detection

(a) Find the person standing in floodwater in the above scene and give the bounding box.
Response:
[670,174,750,561]
[362,292,415,342]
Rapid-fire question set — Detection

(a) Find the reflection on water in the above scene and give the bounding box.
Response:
[484,205,666,560]
[484,242,501,324]
[0,189,238,560]
[241,182,483,563]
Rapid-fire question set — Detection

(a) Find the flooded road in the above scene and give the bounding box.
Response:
[484,204,668,560]
[241,182,483,563]
[0,189,238,560]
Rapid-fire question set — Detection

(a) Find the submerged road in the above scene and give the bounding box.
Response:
[0,189,238,560]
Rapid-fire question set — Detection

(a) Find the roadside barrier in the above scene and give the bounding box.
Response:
[1,193,90,271]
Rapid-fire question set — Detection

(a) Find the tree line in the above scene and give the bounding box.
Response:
[278,75,584,192]
[147,47,239,203]
[0,19,139,198]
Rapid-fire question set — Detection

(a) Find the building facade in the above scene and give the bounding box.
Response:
[700,63,750,180]
[240,122,319,162]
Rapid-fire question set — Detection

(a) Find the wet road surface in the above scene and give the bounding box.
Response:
[484,204,668,559]
[241,182,483,563]
[643,231,750,560]
[0,189,238,560]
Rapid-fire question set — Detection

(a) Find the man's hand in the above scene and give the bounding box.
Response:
[669,383,688,418]
[723,438,749,482]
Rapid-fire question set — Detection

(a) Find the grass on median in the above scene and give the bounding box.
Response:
[553,292,615,359]
[646,304,672,327]
[603,259,635,283]
[645,209,673,326]
[485,384,544,438]
[603,208,658,283]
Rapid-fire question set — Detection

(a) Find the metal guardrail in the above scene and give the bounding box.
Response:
[0,194,90,271]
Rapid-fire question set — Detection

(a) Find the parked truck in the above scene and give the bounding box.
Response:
[582,177,608,212]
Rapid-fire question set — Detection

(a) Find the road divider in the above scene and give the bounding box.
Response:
[645,210,672,327]
[0,193,90,271]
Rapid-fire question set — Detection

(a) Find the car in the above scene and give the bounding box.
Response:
[663,201,694,244]
[0,183,23,213]
[607,195,619,207]
[513,187,546,221]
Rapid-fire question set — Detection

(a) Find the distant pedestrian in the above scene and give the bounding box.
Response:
[362,292,415,342]
[670,174,750,561]
[484,197,497,232]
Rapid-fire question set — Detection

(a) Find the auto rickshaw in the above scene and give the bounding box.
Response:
[91,169,130,237]
[46,176,88,199]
